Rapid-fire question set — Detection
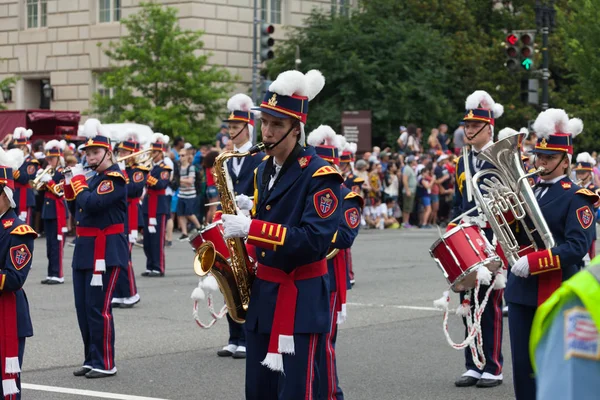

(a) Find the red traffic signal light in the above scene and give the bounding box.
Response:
[262,24,274,35]
[506,33,518,46]
[521,46,532,58]
[520,33,533,45]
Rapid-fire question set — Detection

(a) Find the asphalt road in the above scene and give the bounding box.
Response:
[20,228,517,400]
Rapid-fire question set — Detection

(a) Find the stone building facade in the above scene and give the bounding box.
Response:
[0,0,353,113]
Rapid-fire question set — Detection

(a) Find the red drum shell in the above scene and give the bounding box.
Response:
[200,221,230,259]
[189,230,205,251]
[430,224,502,292]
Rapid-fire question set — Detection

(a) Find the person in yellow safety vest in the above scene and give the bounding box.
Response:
[530,255,600,400]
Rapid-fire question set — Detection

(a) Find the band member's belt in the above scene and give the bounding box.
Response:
[77,223,124,286]
[256,259,327,372]
[14,182,29,219]
[147,189,165,227]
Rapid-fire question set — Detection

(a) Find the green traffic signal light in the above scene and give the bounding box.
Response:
[522,58,533,70]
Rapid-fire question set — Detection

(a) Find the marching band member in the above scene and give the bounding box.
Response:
[11,127,39,224]
[142,134,171,277]
[0,147,36,400]
[504,109,598,400]
[451,90,505,389]
[214,93,265,359]
[221,69,342,400]
[64,118,129,379]
[340,142,358,287]
[308,125,363,400]
[112,131,148,308]
[39,140,67,285]
[573,152,598,261]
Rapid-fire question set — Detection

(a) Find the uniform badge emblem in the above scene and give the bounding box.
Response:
[268,93,278,107]
[27,164,36,175]
[10,245,31,270]
[345,208,360,229]
[561,181,572,189]
[97,180,114,195]
[467,110,474,119]
[540,138,548,148]
[298,157,309,168]
[3,219,14,229]
[565,307,600,360]
[576,206,593,229]
[314,189,338,218]
[160,171,170,180]
[133,171,144,183]
[86,138,94,146]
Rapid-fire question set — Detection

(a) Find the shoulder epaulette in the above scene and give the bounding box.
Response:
[31,159,40,164]
[261,155,270,161]
[11,224,37,236]
[106,171,126,181]
[162,164,173,171]
[136,165,151,171]
[312,166,343,181]
[344,190,364,208]
[576,188,599,199]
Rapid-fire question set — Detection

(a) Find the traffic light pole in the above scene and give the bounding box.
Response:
[541,26,549,110]
[251,0,258,105]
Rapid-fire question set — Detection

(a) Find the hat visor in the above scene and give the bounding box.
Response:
[252,106,294,120]
[531,148,567,155]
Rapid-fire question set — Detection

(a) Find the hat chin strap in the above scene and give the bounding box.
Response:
[465,122,490,141]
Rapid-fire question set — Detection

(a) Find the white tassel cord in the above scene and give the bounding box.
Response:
[437,267,499,371]
[191,276,228,329]
[90,274,103,287]
[261,353,284,373]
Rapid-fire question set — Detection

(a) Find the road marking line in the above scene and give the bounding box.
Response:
[22,383,171,400]
[347,302,440,312]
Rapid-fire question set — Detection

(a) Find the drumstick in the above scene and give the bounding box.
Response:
[204,196,254,207]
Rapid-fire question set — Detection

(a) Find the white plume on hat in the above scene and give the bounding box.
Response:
[123,129,140,143]
[227,93,255,113]
[151,133,170,145]
[307,125,345,153]
[343,142,357,155]
[465,90,504,119]
[0,148,25,170]
[13,127,33,139]
[44,140,66,152]
[532,108,583,139]
[82,118,111,139]
[519,127,529,137]
[576,152,596,166]
[497,128,519,142]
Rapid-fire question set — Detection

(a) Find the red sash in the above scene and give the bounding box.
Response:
[147,189,165,226]
[77,223,124,286]
[0,292,19,398]
[45,192,66,241]
[333,250,347,323]
[14,182,28,217]
[127,198,140,237]
[256,259,327,372]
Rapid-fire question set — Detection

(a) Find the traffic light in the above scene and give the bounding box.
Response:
[260,23,275,62]
[519,32,535,70]
[505,33,520,70]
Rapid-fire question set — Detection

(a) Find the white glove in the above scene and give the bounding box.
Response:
[118,161,126,171]
[511,255,530,278]
[481,177,511,198]
[39,173,51,183]
[222,213,251,238]
[235,194,253,211]
[71,164,85,178]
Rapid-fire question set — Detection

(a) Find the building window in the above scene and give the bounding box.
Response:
[331,0,350,16]
[27,0,47,29]
[261,0,282,24]
[99,0,121,23]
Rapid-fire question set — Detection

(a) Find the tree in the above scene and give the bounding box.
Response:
[91,2,235,143]
[0,76,19,110]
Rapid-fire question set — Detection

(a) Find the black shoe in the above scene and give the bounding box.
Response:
[455,376,479,387]
[232,350,246,359]
[41,279,49,284]
[217,349,234,357]
[141,271,151,277]
[178,234,189,241]
[46,280,64,285]
[166,240,173,248]
[111,303,121,309]
[85,370,116,379]
[149,271,162,277]
[476,378,502,388]
[73,367,91,377]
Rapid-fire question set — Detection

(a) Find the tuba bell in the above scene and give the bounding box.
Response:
[471,132,555,266]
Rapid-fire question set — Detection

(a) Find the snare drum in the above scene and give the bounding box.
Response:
[188,221,230,259]
[430,223,502,292]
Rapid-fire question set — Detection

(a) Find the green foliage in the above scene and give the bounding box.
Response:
[91,2,235,144]
[0,76,20,110]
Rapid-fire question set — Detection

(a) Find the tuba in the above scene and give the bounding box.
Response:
[193,143,265,323]
[471,132,555,266]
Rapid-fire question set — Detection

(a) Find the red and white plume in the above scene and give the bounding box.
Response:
[532,108,583,139]
[307,125,345,153]
[465,90,504,118]
[227,93,255,113]
[44,140,66,152]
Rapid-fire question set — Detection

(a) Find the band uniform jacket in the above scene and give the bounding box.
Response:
[0,210,36,338]
[141,162,171,216]
[246,146,343,334]
[504,178,598,307]
[12,155,39,211]
[67,164,129,270]
[41,168,66,220]
[227,150,265,197]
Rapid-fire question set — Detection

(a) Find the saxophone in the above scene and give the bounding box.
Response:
[193,143,265,323]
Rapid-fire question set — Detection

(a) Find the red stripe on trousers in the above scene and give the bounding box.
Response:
[327,293,338,400]
[305,333,317,400]
[102,268,119,370]
[159,215,166,274]
[492,289,503,375]
[127,243,137,295]
[59,232,64,278]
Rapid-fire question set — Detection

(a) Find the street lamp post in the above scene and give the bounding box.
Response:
[1,87,12,103]
[535,0,556,111]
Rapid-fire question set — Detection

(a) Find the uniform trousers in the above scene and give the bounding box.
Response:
[507,302,537,400]
[315,292,343,400]
[114,243,138,299]
[0,338,25,400]
[143,214,166,274]
[226,314,245,347]
[73,267,120,372]
[460,287,504,376]
[43,219,64,279]
[245,330,324,400]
